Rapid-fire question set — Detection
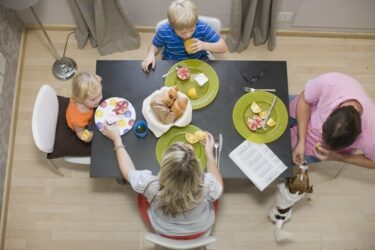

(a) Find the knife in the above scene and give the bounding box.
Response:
[262,96,277,129]
[218,133,223,170]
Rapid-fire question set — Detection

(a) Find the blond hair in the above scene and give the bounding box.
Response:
[157,142,204,217]
[167,0,198,30]
[71,72,102,103]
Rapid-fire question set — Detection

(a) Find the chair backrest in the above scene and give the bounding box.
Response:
[32,84,59,153]
[144,233,216,250]
[155,15,222,34]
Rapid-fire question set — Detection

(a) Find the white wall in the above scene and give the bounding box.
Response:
[16,0,231,27]
[15,0,375,32]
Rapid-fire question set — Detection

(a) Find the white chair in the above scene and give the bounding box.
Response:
[144,232,216,250]
[32,84,90,176]
[155,15,222,60]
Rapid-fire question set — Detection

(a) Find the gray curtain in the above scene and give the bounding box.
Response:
[69,0,140,56]
[225,0,281,52]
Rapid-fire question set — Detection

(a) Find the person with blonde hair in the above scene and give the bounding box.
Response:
[141,0,228,72]
[101,122,223,239]
[66,72,102,142]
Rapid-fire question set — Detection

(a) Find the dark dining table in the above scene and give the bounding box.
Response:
[91,60,293,179]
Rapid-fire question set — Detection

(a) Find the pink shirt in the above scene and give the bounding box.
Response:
[289,72,375,161]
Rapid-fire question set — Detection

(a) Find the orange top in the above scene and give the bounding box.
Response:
[66,98,94,130]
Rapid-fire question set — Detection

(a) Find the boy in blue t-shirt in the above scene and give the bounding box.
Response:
[141,0,228,72]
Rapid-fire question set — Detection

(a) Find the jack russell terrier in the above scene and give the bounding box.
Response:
[268,162,313,241]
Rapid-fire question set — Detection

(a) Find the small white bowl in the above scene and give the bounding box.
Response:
[194,73,208,86]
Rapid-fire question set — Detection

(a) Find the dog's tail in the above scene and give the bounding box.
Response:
[274,219,293,241]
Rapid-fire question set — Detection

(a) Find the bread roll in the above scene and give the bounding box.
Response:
[161,86,178,108]
[150,100,176,124]
[171,96,188,119]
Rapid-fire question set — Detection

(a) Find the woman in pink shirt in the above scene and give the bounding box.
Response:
[289,72,375,169]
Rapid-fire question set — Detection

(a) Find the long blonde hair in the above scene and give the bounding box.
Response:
[167,0,198,30]
[157,142,204,217]
[71,72,102,103]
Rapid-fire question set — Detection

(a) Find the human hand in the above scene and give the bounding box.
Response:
[313,145,342,162]
[80,129,93,143]
[201,131,215,157]
[101,123,121,143]
[292,142,305,165]
[189,38,205,53]
[141,54,155,72]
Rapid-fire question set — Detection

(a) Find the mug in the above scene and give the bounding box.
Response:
[133,120,148,138]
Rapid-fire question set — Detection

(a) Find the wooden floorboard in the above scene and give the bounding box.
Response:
[3,29,375,249]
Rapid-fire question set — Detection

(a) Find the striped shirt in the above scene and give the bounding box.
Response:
[152,19,220,61]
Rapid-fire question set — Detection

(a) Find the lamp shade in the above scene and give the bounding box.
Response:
[1,0,39,10]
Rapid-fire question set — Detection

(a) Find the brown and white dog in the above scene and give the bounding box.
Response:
[268,162,313,241]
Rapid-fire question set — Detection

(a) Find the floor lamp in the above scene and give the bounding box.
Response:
[2,0,77,80]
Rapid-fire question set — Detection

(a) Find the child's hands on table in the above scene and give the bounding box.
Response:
[141,54,156,73]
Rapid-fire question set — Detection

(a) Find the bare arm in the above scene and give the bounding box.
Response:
[314,146,375,169]
[292,91,311,165]
[141,44,162,72]
[101,123,136,180]
[191,38,228,54]
[341,154,375,169]
[203,132,224,188]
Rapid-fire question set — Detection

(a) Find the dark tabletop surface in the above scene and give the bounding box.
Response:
[92,60,293,179]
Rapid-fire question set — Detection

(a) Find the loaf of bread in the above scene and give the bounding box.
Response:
[171,96,188,119]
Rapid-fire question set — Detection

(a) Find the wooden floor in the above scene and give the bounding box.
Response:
[3,29,375,250]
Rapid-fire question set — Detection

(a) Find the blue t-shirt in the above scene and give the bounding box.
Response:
[152,19,220,61]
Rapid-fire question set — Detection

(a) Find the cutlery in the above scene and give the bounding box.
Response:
[218,133,223,170]
[214,140,219,165]
[262,96,277,129]
[244,87,276,93]
[162,65,182,78]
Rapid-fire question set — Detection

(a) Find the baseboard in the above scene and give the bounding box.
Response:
[25,24,375,39]
[0,28,27,249]
[276,29,375,39]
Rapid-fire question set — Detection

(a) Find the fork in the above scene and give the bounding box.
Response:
[244,87,276,93]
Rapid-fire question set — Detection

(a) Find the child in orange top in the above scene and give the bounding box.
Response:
[66,72,103,142]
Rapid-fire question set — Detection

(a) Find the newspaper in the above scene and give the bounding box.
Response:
[229,140,287,191]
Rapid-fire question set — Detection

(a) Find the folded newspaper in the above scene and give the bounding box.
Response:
[229,140,287,191]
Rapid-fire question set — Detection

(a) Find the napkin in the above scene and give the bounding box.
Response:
[142,87,192,137]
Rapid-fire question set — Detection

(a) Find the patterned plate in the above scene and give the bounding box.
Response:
[95,97,136,136]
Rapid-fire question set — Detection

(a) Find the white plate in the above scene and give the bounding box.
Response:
[95,97,136,136]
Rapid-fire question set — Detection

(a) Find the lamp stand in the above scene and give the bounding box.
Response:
[30,6,77,80]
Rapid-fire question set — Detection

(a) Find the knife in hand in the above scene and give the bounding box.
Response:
[218,133,223,170]
[262,96,277,129]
